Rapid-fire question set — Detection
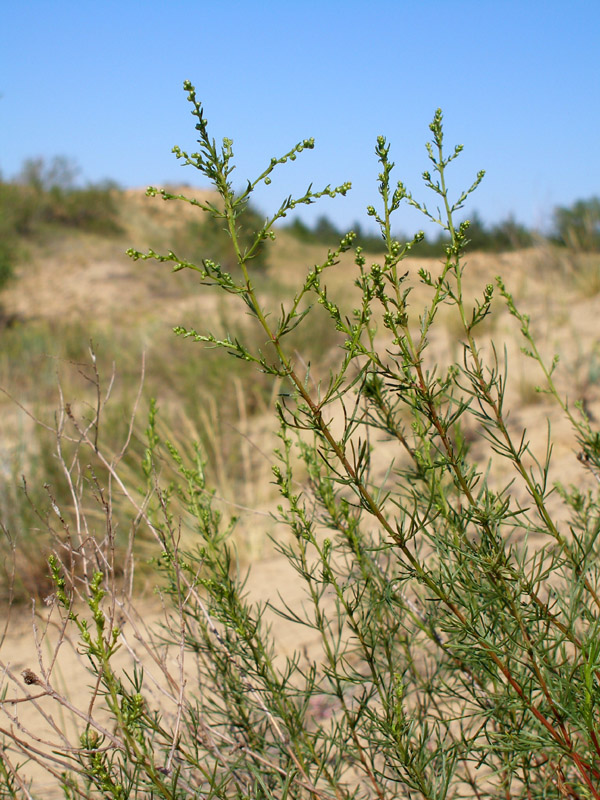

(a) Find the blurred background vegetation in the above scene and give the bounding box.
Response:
[282,199,600,256]
[0,154,598,603]
[0,156,123,304]
[1,155,599,296]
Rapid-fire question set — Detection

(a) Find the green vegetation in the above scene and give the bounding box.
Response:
[284,215,390,253]
[0,156,123,238]
[0,156,123,314]
[2,83,600,798]
[283,205,536,255]
[283,195,600,257]
[172,198,270,273]
[0,314,282,603]
[553,196,600,251]
[456,209,534,251]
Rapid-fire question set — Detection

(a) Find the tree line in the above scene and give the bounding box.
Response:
[283,198,600,255]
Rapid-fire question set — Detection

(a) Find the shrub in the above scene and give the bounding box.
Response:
[2,82,600,799]
[458,210,534,251]
[0,232,15,294]
[553,196,600,251]
[0,156,123,240]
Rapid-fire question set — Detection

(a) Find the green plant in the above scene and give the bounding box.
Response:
[285,213,388,254]
[172,198,270,274]
[2,82,600,798]
[0,157,123,240]
[0,159,122,318]
[553,196,600,252]
[0,316,280,604]
[455,210,534,252]
[285,208,534,256]
[0,182,22,299]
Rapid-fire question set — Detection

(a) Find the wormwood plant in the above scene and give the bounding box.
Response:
[2,81,600,799]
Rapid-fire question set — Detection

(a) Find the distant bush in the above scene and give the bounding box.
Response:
[0,244,12,290]
[41,179,123,235]
[0,156,123,240]
[457,210,534,252]
[284,214,388,253]
[553,196,600,251]
[0,158,122,295]
[0,185,19,292]
[284,208,534,256]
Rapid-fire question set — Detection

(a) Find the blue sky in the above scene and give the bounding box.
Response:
[1,1,598,236]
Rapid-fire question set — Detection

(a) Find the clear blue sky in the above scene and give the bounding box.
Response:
[1,1,598,236]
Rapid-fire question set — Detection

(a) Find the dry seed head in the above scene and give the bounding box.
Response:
[21,669,42,686]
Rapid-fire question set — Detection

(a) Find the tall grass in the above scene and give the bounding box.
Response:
[0,313,300,603]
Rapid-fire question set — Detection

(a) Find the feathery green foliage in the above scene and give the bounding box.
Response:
[2,81,600,799]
